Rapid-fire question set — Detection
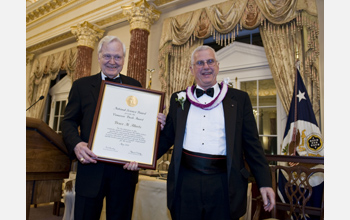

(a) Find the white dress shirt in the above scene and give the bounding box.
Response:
[183,83,226,155]
[101,72,120,80]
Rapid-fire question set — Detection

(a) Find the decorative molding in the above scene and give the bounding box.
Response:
[122,0,161,33]
[95,12,126,27]
[152,0,176,6]
[219,63,270,73]
[71,21,105,49]
[217,41,269,72]
[26,32,74,53]
[49,75,72,95]
[26,0,96,33]
[217,41,267,59]
[26,0,180,53]
[26,0,82,25]
[26,1,123,51]
[27,9,125,44]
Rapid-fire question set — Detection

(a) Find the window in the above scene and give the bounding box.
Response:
[50,100,67,134]
[46,73,72,134]
[241,79,277,154]
[204,28,262,52]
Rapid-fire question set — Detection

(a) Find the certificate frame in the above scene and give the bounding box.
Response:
[88,80,165,169]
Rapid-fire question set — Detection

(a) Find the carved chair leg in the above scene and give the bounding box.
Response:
[252,196,262,220]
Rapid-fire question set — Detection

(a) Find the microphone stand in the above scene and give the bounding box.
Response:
[26,96,44,111]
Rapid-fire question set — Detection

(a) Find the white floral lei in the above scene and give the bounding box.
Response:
[186,81,228,110]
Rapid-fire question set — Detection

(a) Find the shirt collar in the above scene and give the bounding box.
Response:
[196,83,219,92]
[101,72,120,80]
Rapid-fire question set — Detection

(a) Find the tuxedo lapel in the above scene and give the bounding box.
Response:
[119,74,139,87]
[222,89,237,178]
[173,98,190,182]
[119,74,128,85]
[175,99,190,145]
[90,73,103,103]
[175,101,190,151]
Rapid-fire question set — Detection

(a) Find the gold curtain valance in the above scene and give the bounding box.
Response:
[159,0,317,49]
[27,47,77,118]
[158,0,320,122]
[159,0,249,50]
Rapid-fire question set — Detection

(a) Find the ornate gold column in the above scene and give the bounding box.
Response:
[71,21,105,81]
[122,0,160,88]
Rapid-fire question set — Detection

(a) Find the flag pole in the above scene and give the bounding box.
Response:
[292,46,299,156]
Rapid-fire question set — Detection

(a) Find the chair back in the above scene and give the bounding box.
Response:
[252,155,324,220]
[270,164,324,219]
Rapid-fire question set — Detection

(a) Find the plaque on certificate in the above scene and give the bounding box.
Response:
[88,80,165,169]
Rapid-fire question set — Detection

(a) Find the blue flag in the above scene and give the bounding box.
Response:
[281,68,323,158]
[279,68,324,219]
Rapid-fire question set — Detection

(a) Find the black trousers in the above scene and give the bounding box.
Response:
[74,164,137,220]
[171,165,237,220]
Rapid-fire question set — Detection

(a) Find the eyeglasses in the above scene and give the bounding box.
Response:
[101,54,123,62]
[193,59,217,68]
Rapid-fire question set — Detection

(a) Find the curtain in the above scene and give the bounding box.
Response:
[158,0,248,113]
[159,39,203,114]
[27,47,77,119]
[158,0,320,123]
[257,0,320,122]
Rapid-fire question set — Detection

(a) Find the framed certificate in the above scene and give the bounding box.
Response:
[88,81,165,169]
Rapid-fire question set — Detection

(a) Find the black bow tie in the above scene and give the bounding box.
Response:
[105,77,121,83]
[196,87,214,98]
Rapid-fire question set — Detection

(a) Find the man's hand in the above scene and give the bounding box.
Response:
[123,161,139,171]
[157,113,166,130]
[260,187,275,212]
[74,142,98,164]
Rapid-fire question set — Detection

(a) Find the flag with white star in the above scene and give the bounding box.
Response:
[281,68,323,159]
[278,68,324,219]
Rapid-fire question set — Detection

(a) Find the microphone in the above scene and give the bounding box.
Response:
[26,95,45,111]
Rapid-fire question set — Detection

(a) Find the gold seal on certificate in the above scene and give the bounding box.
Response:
[126,95,138,107]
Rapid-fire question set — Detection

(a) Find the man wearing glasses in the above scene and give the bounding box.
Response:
[158,45,275,220]
[62,35,165,220]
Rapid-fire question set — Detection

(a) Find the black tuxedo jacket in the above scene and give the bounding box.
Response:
[158,86,272,219]
[61,72,141,198]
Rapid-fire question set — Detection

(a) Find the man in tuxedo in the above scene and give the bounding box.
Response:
[158,45,275,220]
[61,35,165,220]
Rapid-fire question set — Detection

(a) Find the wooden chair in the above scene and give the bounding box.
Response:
[253,155,324,220]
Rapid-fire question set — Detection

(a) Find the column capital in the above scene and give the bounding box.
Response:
[122,0,161,33]
[71,21,105,49]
